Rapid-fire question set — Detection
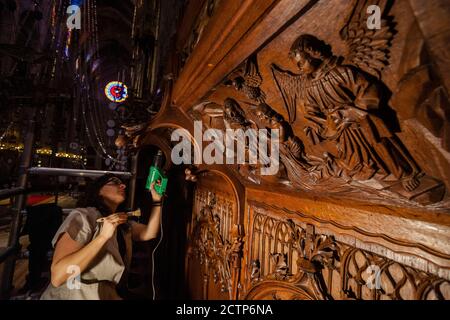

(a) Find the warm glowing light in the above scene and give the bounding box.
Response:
[36,148,53,155]
[55,152,83,160]
[104,81,128,103]
[0,144,83,160]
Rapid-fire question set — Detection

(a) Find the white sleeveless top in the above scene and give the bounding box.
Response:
[40,207,132,300]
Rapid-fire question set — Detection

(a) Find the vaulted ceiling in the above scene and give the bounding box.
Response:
[0,0,184,182]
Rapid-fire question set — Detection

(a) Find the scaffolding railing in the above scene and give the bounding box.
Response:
[27,167,132,178]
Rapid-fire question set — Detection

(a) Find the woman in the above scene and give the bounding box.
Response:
[40,173,163,300]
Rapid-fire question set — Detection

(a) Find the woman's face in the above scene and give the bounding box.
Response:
[99,177,126,206]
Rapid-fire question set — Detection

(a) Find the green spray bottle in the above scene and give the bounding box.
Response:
[146,150,168,195]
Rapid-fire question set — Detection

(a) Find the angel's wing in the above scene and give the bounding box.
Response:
[271,64,301,124]
[340,0,394,79]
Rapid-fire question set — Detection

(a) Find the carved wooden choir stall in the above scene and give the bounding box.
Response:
[125,0,450,300]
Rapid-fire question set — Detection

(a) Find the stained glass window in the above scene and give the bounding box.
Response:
[105,81,128,103]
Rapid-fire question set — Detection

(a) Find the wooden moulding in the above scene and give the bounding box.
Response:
[246,187,450,279]
[173,0,314,111]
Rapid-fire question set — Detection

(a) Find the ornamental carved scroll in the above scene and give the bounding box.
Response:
[187,190,243,298]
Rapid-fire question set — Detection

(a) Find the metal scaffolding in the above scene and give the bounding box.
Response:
[0,162,138,299]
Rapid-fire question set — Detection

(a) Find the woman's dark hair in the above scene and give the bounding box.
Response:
[77,173,125,216]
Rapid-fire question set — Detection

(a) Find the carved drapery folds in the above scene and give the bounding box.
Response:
[187,188,243,298]
[244,205,450,300]
[270,31,445,204]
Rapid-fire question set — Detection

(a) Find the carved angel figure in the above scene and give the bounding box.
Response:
[272,33,426,193]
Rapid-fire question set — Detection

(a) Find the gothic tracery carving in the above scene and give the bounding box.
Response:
[245,206,450,300]
[341,248,450,300]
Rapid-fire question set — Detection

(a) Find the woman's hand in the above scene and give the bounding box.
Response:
[150,181,163,202]
[98,213,128,240]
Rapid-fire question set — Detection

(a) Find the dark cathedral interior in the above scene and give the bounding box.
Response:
[0,0,449,304]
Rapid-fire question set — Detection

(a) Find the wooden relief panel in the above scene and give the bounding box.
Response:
[185,185,242,299]
[242,204,450,300]
[189,0,450,208]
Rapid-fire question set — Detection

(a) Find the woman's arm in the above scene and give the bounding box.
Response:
[131,182,163,241]
[50,213,127,287]
[131,205,162,241]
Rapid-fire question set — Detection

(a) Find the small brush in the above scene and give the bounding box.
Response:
[96,208,141,223]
